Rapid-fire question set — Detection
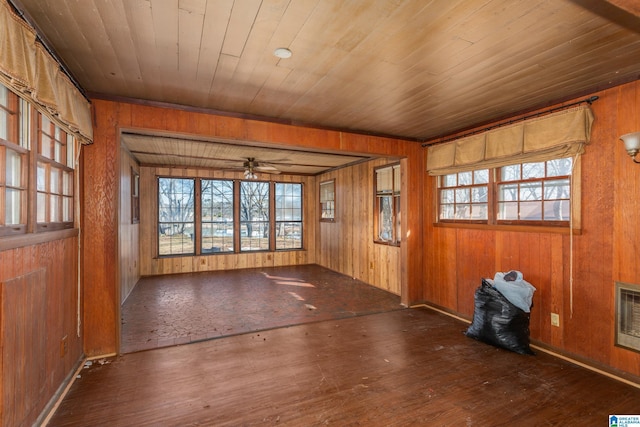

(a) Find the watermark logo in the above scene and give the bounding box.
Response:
[610,415,640,427]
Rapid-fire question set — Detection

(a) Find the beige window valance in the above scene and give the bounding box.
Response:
[0,0,92,144]
[426,105,594,176]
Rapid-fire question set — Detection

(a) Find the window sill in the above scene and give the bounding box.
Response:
[434,222,581,235]
[374,240,401,247]
[0,228,79,251]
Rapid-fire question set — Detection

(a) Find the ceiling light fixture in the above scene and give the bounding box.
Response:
[274,47,292,59]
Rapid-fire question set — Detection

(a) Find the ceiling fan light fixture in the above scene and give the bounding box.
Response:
[274,47,292,59]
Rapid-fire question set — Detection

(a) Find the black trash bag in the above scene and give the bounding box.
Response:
[465,279,535,355]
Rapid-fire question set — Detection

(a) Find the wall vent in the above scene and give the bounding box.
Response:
[616,282,640,353]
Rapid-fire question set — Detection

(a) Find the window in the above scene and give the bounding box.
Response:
[158,177,304,256]
[158,178,195,255]
[439,170,489,222]
[0,83,77,236]
[319,180,335,221]
[201,179,234,253]
[437,157,575,226]
[0,86,28,235]
[131,169,140,224]
[37,111,76,230]
[240,181,270,251]
[374,164,401,245]
[275,183,302,249]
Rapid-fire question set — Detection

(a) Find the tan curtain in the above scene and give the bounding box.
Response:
[426,105,594,175]
[0,0,92,144]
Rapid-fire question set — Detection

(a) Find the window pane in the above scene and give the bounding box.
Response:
[378,195,393,241]
[520,201,542,220]
[5,188,21,225]
[50,168,60,194]
[63,196,73,222]
[0,86,8,141]
[522,161,545,179]
[37,193,46,222]
[547,158,572,177]
[454,204,470,219]
[442,174,457,187]
[498,183,518,202]
[544,179,570,200]
[393,165,401,193]
[472,187,487,203]
[519,182,542,201]
[458,171,472,185]
[498,201,518,220]
[276,183,302,250]
[376,167,393,192]
[37,162,46,191]
[474,169,489,184]
[63,171,73,196]
[470,204,487,220]
[158,178,195,255]
[501,164,520,181]
[201,179,234,253]
[544,200,570,221]
[240,181,270,251]
[19,98,29,149]
[66,134,75,167]
[50,195,60,222]
[441,189,455,204]
[440,204,454,220]
[455,188,470,203]
[5,149,21,187]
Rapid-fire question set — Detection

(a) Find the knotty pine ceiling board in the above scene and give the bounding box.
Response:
[120,133,371,174]
[10,0,640,171]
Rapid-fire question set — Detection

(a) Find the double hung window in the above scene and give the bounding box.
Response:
[437,157,574,226]
[0,83,78,236]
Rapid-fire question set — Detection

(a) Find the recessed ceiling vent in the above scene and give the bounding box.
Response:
[616,282,640,352]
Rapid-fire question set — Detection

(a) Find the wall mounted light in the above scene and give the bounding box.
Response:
[619,132,640,163]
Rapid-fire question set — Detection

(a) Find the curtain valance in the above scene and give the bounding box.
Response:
[426,105,594,176]
[0,1,92,144]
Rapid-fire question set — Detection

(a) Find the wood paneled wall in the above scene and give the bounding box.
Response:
[85,99,424,356]
[139,167,316,276]
[422,80,640,378]
[120,148,140,303]
[0,234,81,427]
[316,159,401,295]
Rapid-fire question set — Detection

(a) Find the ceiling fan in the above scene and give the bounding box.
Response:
[243,157,280,179]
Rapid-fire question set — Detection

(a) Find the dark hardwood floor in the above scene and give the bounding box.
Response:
[120,265,403,353]
[50,306,640,426]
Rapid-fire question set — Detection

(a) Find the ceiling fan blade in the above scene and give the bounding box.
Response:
[255,166,281,174]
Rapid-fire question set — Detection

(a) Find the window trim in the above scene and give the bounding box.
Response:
[435,157,581,233]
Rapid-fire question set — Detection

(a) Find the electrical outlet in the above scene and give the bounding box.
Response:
[60,335,68,357]
[550,313,560,327]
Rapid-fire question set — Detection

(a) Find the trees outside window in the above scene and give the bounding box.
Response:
[158,178,195,255]
[157,177,303,256]
[437,157,575,226]
[276,183,302,250]
[240,181,270,251]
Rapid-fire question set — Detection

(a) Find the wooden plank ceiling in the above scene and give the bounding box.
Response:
[10,0,640,174]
